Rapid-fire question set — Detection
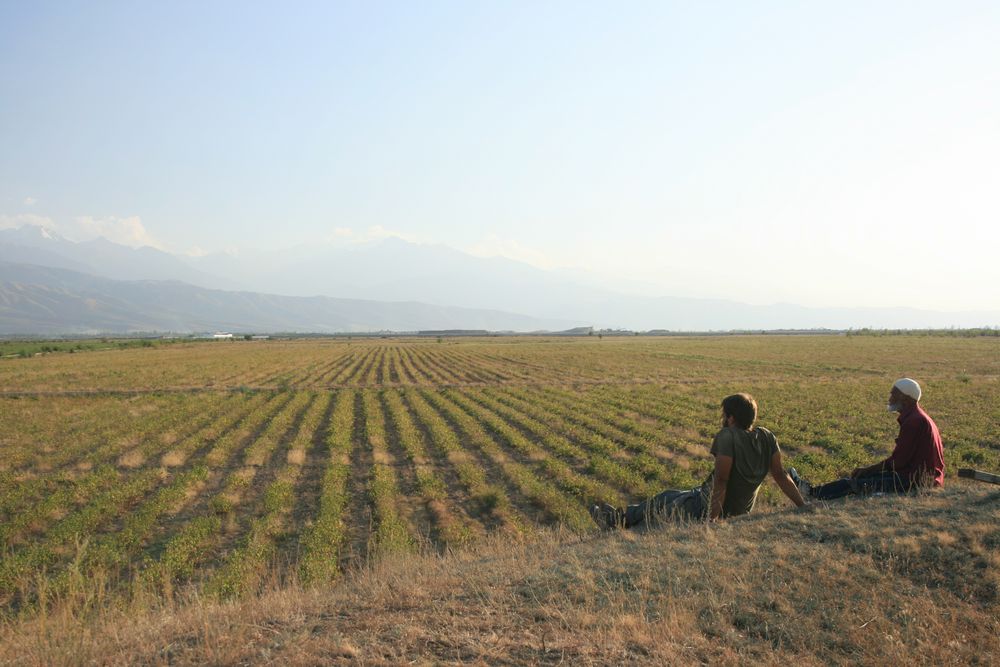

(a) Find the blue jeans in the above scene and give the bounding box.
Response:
[624,488,706,527]
[811,471,913,500]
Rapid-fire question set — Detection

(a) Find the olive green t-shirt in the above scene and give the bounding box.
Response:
[699,426,779,517]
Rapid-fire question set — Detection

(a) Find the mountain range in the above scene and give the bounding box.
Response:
[1,225,998,334]
[0,261,576,335]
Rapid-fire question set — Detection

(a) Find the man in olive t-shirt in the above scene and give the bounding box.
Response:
[706,423,779,517]
[591,393,806,528]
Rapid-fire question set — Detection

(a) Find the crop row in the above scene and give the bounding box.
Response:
[0,392,283,606]
[400,389,523,533]
[208,391,331,597]
[421,389,593,531]
[381,390,477,547]
[140,391,302,590]
[359,390,414,558]
[0,393,273,552]
[197,344,600,389]
[0,466,164,605]
[297,390,355,584]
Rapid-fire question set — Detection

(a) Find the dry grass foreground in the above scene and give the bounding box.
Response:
[3,483,997,666]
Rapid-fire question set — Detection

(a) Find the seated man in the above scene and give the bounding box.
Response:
[591,393,805,529]
[790,378,945,500]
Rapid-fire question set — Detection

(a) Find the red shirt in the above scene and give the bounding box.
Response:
[883,404,945,486]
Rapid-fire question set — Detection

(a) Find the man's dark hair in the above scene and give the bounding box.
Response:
[722,393,757,430]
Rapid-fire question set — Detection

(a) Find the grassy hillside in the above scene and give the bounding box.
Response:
[3,482,997,665]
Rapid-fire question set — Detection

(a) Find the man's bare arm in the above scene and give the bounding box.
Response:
[769,451,805,507]
[709,454,733,520]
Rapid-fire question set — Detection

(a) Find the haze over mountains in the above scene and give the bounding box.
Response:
[1,225,997,335]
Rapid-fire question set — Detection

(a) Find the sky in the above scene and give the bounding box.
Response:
[1,1,998,310]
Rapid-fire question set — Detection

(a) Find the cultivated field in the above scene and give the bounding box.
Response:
[1,335,998,619]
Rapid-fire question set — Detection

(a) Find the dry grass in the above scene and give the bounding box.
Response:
[160,450,186,467]
[116,449,145,469]
[285,449,307,465]
[2,483,997,666]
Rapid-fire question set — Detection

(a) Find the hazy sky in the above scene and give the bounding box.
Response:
[2,1,998,310]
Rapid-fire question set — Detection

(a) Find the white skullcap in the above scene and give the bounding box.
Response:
[893,378,921,402]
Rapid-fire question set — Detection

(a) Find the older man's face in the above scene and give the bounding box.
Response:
[887,386,906,412]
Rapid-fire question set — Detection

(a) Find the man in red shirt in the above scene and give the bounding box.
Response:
[791,378,945,500]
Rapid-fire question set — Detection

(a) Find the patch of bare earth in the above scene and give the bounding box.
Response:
[160,450,186,467]
[117,448,145,468]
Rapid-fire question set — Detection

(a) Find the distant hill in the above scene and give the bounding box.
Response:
[0,261,581,334]
[186,236,1000,329]
[3,225,999,330]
